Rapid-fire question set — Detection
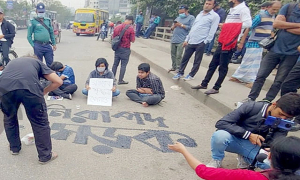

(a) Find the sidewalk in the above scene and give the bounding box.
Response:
[131,38,279,116]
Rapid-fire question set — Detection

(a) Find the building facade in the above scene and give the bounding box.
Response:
[85,0,131,17]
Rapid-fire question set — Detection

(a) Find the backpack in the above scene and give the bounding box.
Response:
[111,25,130,51]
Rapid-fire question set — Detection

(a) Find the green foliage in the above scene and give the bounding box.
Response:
[110,15,125,23]
[130,0,297,19]
[0,0,73,23]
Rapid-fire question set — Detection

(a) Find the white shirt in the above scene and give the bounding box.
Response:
[0,22,7,42]
[225,2,252,39]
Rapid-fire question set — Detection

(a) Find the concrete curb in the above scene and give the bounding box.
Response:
[131,50,233,116]
[137,39,274,92]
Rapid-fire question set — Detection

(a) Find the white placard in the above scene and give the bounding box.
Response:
[87,78,113,106]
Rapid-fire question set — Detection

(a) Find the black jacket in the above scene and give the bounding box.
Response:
[1,19,15,46]
[216,101,287,142]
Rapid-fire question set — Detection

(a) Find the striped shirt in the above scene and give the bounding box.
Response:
[136,72,165,98]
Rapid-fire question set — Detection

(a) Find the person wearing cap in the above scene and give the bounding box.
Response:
[169,5,195,73]
[83,58,120,97]
[0,8,16,66]
[112,15,135,85]
[135,11,144,37]
[172,0,220,81]
[27,2,56,67]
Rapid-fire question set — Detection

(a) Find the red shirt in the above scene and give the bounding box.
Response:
[218,23,242,51]
[113,23,135,48]
[195,164,268,180]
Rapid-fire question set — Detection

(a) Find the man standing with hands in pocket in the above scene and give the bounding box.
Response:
[27,2,56,67]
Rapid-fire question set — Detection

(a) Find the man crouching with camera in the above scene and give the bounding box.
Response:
[206,92,300,169]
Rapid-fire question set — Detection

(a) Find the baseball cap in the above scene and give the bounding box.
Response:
[179,5,189,10]
[0,7,4,14]
[36,2,46,13]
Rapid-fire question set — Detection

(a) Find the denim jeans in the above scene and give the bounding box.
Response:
[248,51,298,101]
[211,130,270,169]
[82,88,120,97]
[205,34,216,53]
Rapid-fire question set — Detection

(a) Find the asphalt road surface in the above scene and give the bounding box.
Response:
[0,29,238,180]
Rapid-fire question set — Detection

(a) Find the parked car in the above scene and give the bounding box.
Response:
[7,20,17,33]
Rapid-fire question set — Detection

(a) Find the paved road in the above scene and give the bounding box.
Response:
[0,30,237,180]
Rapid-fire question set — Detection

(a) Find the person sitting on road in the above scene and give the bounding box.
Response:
[126,63,165,107]
[168,136,300,180]
[82,58,120,97]
[49,61,77,99]
[206,92,300,169]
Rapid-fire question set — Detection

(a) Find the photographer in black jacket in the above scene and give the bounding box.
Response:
[206,92,300,169]
[0,8,16,65]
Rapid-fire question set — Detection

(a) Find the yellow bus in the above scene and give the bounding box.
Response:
[73,8,109,36]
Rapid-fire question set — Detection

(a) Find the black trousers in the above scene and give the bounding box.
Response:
[178,42,206,77]
[281,61,300,96]
[0,41,10,65]
[49,84,78,97]
[248,51,298,101]
[1,90,52,162]
[112,48,131,82]
[201,45,234,90]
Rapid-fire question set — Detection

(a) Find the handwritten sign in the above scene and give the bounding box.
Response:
[87,78,113,106]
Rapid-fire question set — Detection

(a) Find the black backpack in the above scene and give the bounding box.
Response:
[111,25,130,51]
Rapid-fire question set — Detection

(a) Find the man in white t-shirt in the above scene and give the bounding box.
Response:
[192,0,252,94]
[0,8,16,65]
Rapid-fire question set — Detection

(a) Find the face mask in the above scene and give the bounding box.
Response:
[37,13,45,18]
[179,13,187,18]
[229,1,234,8]
[140,13,143,15]
[97,67,105,72]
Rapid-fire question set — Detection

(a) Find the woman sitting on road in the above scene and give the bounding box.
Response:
[82,58,120,97]
[168,136,300,180]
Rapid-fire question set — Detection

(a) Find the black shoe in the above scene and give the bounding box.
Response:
[48,92,54,96]
[206,52,211,56]
[118,81,129,85]
[191,85,207,89]
[62,93,72,100]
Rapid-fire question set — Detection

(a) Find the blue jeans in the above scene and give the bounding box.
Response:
[211,130,270,169]
[144,24,157,38]
[82,88,120,97]
[205,34,216,53]
[33,43,54,67]
[135,23,142,37]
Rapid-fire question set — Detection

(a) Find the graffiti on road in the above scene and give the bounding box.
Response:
[48,104,197,154]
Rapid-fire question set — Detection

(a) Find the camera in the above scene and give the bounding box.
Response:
[264,116,294,131]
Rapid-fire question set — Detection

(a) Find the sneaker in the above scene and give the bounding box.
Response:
[183,75,194,81]
[172,73,184,80]
[241,98,254,103]
[206,52,211,56]
[62,93,72,100]
[206,159,222,168]
[237,155,249,169]
[118,80,129,85]
[10,150,20,155]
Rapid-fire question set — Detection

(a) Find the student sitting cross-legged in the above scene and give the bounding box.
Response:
[126,63,165,107]
[82,58,120,97]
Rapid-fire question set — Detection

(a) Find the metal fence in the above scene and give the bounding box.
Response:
[145,26,172,42]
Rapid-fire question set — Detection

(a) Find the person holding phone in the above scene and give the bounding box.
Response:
[169,5,195,73]
[205,92,300,169]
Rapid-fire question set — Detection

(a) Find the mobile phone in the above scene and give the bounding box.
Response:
[264,116,294,131]
[174,20,177,23]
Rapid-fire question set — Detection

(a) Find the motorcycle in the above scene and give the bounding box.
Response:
[97,25,107,41]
